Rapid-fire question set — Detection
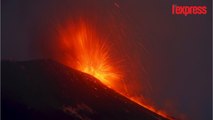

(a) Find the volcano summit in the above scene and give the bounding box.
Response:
[2,60,170,120]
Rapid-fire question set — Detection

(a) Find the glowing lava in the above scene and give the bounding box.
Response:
[57,20,120,88]
[57,19,172,120]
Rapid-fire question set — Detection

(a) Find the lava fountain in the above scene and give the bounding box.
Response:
[57,20,121,88]
[56,19,172,119]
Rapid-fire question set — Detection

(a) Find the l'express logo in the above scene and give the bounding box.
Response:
[172,4,207,16]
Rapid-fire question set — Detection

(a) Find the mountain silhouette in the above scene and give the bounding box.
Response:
[2,60,169,120]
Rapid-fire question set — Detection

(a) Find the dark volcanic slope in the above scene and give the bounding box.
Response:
[2,60,168,120]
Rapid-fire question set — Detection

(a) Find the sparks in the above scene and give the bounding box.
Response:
[58,20,120,88]
[57,19,172,120]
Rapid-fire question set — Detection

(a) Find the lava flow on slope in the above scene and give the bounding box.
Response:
[2,60,171,120]
[54,19,173,119]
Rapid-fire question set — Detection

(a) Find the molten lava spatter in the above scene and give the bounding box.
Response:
[58,20,120,88]
[57,20,172,120]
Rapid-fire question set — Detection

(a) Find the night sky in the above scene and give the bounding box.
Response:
[2,0,212,119]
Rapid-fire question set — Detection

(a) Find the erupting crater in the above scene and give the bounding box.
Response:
[55,19,172,119]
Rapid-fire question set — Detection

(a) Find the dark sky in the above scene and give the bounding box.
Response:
[2,0,212,119]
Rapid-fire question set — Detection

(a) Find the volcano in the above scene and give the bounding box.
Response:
[2,60,169,120]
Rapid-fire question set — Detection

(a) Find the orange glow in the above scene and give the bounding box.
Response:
[125,94,172,119]
[57,19,172,120]
[57,20,120,88]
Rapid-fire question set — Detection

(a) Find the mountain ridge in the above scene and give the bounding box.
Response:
[2,59,169,120]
